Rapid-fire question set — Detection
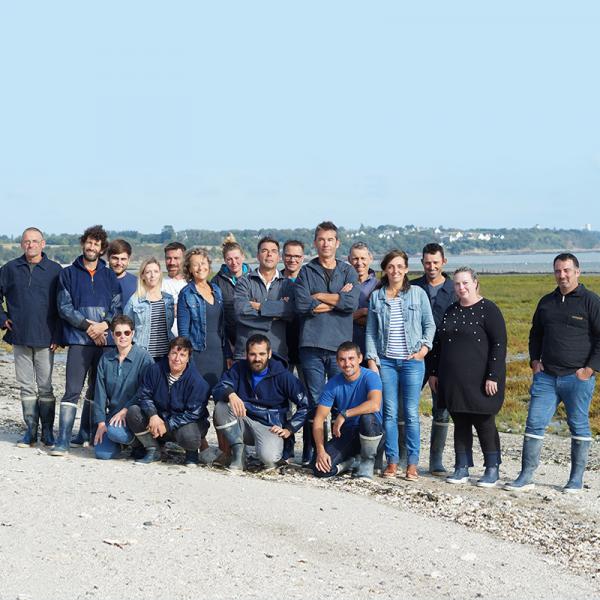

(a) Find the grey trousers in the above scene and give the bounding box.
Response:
[13,345,55,402]
[213,401,284,466]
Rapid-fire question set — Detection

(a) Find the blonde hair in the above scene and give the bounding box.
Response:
[183,247,212,282]
[222,233,244,259]
[137,257,163,297]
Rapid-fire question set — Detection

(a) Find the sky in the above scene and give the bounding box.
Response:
[1,1,599,235]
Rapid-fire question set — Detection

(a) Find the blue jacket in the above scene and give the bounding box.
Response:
[93,344,154,424]
[353,270,379,356]
[365,284,436,365]
[233,268,295,359]
[136,358,210,431]
[294,258,360,352]
[177,281,231,357]
[124,292,175,350]
[0,253,62,346]
[57,256,122,346]
[213,355,308,432]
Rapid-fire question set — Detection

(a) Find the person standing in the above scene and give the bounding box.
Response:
[0,227,62,447]
[50,225,121,456]
[506,253,600,493]
[161,241,187,336]
[107,239,137,307]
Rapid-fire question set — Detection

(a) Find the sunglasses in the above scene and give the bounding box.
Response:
[114,330,132,337]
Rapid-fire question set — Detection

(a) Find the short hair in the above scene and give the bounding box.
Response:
[110,314,135,332]
[168,336,193,355]
[246,333,271,353]
[379,249,410,292]
[21,227,44,241]
[283,239,305,253]
[453,266,478,282]
[107,239,132,257]
[183,247,212,282]
[138,257,163,296]
[314,221,338,240]
[422,243,445,259]
[554,252,579,269]
[80,225,108,253]
[222,233,244,258]
[164,241,186,255]
[257,236,280,253]
[348,241,372,256]
[336,341,362,357]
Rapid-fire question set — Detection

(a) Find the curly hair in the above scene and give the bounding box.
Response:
[183,247,212,282]
[80,225,108,254]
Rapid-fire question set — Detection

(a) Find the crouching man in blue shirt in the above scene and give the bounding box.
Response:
[313,341,383,479]
[213,333,308,471]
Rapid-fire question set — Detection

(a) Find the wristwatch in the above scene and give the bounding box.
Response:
[339,410,347,420]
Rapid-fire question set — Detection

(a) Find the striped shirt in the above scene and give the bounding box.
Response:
[167,372,181,389]
[385,297,410,359]
[148,299,170,359]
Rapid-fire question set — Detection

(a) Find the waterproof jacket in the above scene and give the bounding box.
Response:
[233,268,295,359]
[365,285,436,365]
[136,358,210,431]
[93,344,154,424]
[0,253,62,346]
[294,258,360,352]
[353,270,379,357]
[212,263,250,348]
[213,355,308,432]
[124,292,175,350]
[57,256,121,346]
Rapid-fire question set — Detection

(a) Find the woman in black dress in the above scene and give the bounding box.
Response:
[429,267,507,487]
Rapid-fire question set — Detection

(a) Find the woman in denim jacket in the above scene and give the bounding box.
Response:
[366,249,435,481]
[124,258,175,360]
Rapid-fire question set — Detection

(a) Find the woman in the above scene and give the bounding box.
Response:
[93,315,154,460]
[177,247,230,389]
[429,267,507,487]
[366,249,435,481]
[124,257,175,360]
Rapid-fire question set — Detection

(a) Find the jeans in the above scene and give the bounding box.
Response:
[380,357,425,465]
[13,345,55,401]
[525,371,594,440]
[299,347,341,414]
[94,422,135,460]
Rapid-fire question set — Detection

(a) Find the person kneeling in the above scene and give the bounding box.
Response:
[212,333,308,471]
[126,336,210,465]
[313,342,383,479]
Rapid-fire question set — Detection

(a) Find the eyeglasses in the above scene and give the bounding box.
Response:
[114,330,132,337]
[284,254,303,260]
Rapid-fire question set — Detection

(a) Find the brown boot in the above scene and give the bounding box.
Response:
[382,463,398,478]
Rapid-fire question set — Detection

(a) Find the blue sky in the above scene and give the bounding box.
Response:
[1,1,599,235]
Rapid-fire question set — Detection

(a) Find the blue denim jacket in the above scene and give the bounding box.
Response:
[365,285,436,365]
[124,292,175,350]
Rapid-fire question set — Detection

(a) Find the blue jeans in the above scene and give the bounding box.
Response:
[525,371,594,440]
[380,357,425,465]
[299,348,341,415]
[94,422,135,460]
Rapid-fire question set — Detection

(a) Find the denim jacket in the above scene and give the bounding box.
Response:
[365,285,436,365]
[123,292,175,350]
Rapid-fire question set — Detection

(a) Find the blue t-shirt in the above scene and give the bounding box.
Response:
[119,272,138,307]
[251,367,269,391]
[318,367,383,427]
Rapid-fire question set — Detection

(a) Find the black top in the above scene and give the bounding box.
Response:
[430,298,507,415]
[529,283,600,376]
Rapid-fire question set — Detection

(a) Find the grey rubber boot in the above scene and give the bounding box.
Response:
[504,435,543,492]
[133,431,161,465]
[71,399,93,447]
[355,433,384,479]
[38,397,56,448]
[563,438,591,493]
[17,396,39,447]
[397,421,407,469]
[50,403,77,456]
[218,419,245,471]
[476,451,501,487]
[429,421,449,476]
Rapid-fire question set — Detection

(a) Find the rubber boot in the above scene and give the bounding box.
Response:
[429,422,449,476]
[374,434,386,474]
[476,451,501,487]
[335,457,356,476]
[184,449,199,468]
[563,438,591,493]
[17,396,39,447]
[504,436,543,492]
[282,433,295,462]
[71,399,92,447]
[397,421,407,469]
[133,432,161,465]
[227,444,245,471]
[38,397,56,448]
[355,434,383,479]
[50,403,77,456]
[301,421,314,467]
[446,451,471,484]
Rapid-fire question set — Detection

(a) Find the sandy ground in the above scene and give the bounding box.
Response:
[0,353,598,600]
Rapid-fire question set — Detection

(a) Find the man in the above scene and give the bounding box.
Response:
[313,342,383,479]
[213,334,308,470]
[161,241,187,335]
[506,253,600,493]
[0,227,62,447]
[107,239,137,307]
[126,336,211,465]
[50,225,121,456]
[295,221,360,464]
[233,236,295,360]
[411,242,456,475]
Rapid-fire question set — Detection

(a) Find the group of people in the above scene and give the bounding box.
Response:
[0,222,597,493]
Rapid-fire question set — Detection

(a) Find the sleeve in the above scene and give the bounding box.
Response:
[317,379,336,409]
[333,266,360,314]
[365,294,380,364]
[106,274,122,321]
[294,267,320,315]
[50,267,63,345]
[417,287,436,349]
[93,357,109,424]
[284,372,309,433]
[128,353,155,408]
[234,276,269,331]
[0,265,8,328]
[528,299,544,363]
[484,302,507,382]
[212,364,241,403]
[260,280,295,321]
[177,289,191,338]
[123,296,135,322]
[166,374,210,431]
[365,369,383,393]
[585,294,600,372]
[57,269,89,330]
[137,366,159,417]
